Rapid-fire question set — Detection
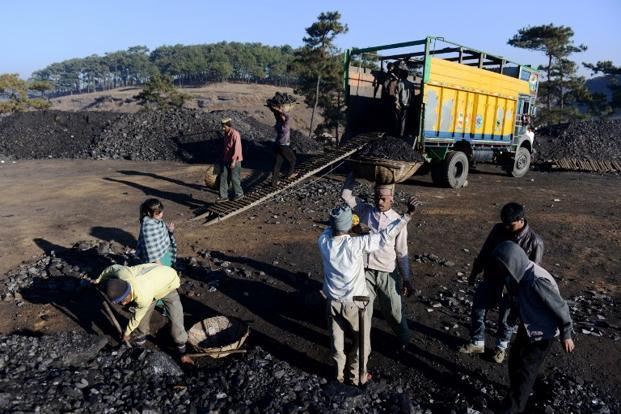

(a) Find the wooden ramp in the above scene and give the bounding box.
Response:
[192,133,378,226]
[549,158,621,173]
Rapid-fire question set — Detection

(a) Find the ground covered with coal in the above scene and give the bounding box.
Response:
[1,331,615,414]
[0,109,322,162]
[1,195,619,414]
[358,136,423,162]
[535,119,621,162]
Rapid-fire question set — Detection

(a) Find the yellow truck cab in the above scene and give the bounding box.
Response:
[344,36,539,188]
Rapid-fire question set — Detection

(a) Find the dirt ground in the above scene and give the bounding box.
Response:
[1,159,620,409]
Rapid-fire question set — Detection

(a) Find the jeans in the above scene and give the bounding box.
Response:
[500,325,553,413]
[470,278,514,348]
[219,162,243,198]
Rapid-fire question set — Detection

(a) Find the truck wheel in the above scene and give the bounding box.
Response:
[431,151,469,188]
[510,146,531,177]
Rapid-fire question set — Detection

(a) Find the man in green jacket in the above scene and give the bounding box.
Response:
[96,263,188,354]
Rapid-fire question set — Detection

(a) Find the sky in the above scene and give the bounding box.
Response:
[1,0,620,79]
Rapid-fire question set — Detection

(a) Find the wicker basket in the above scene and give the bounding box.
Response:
[187,316,249,358]
[349,156,424,184]
[203,164,220,189]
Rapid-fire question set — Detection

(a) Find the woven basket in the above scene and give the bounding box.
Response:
[349,156,424,184]
[203,164,220,189]
[188,316,249,358]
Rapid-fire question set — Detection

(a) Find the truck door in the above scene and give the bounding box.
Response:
[514,95,532,137]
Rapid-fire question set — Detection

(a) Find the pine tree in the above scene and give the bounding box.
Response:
[291,11,348,139]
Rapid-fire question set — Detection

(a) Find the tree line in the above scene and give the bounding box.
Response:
[29,42,297,95]
[3,14,620,127]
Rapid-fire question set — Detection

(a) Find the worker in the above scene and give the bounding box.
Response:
[318,197,419,385]
[341,173,415,351]
[394,61,413,137]
[459,202,544,364]
[95,263,188,354]
[268,103,297,186]
[382,62,398,133]
[217,118,244,201]
[492,241,574,414]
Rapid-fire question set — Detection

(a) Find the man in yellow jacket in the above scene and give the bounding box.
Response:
[95,263,188,353]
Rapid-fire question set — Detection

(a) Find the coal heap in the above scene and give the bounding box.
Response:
[0,330,429,414]
[535,120,621,162]
[266,91,297,107]
[0,109,323,162]
[1,237,619,413]
[0,111,119,159]
[358,136,423,162]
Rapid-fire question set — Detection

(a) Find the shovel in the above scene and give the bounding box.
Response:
[95,288,132,348]
[352,295,370,385]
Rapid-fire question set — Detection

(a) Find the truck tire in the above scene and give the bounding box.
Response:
[431,151,469,188]
[509,146,531,177]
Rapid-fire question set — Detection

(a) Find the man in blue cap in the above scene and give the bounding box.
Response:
[96,263,188,354]
[318,196,419,385]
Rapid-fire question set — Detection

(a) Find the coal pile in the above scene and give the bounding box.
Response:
[1,241,619,413]
[0,111,119,159]
[1,330,616,414]
[535,120,621,162]
[358,136,423,162]
[530,368,616,414]
[0,240,129,305]
[0,332,191,413]
[0,330,428,414]
[568,290,619,341]
[0,108,322,162]
[266,91,297,107]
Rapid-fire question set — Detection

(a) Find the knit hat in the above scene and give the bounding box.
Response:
[330,205,353,232]
[103,278,131,304]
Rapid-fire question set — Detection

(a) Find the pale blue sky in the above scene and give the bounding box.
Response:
[1,0,619,78]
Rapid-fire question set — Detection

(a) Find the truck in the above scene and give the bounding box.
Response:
[344,36,539,188]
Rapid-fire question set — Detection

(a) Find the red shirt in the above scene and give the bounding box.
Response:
[222,128,243,163]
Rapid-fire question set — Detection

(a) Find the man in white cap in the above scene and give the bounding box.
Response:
[341,173,415,350]
[217,118,244,201]
[318,197,418,385]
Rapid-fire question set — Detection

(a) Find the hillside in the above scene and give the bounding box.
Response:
[48,82,322,133]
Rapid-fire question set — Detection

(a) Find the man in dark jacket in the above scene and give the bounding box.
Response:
[459,203,544,363]
[492,241,574,414]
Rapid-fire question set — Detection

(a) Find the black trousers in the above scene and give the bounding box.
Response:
[272,144,296,183]
[500,325,553,414]
[394,107,409,137]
